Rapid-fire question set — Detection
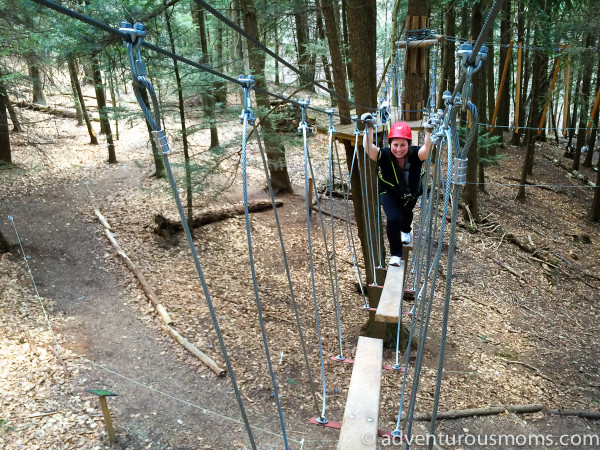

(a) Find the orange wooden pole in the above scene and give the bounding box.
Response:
[514,42,523,133]
[563,45,571,136]
[538,44,566,135]
[490,40,514,132]
[586,84,600,135]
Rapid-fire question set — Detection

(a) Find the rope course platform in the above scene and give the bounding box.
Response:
[337,336,384,449]
[375,262,406,324]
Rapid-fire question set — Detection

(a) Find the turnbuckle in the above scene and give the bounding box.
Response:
[238,75,255,124]
[325,108,336,135]
[297,98,310,134]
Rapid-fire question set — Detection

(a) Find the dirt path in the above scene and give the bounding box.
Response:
[1,163,334,449]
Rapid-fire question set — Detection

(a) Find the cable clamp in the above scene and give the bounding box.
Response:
[451,157,468,185]
[325,108,336,135]
[238,75,255,124]
[151,130,171,155]
[297,98,310,134]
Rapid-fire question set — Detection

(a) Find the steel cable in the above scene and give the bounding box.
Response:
[252,121,322,419]
[240,105,289,449]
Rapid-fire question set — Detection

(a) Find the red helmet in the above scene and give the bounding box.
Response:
[388,121,412,141]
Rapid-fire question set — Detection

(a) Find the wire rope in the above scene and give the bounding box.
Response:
[305,123,345,361]
[197,0,369,112]
[240,84,290,449]
[362,127,378,284]
[252,121,322,419]
[28,0,352,121]
[120,32,258,449]
[324,112,346,359]
[8,216,62,359]
[332,138,368,307]
[299,106,329,423]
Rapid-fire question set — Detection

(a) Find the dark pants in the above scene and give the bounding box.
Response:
[380,192,417,257]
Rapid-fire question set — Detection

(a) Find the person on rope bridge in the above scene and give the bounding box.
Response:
[362,116,433,266]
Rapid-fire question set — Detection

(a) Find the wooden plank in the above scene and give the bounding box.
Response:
[337,336,383,450]
[375,262,405,323]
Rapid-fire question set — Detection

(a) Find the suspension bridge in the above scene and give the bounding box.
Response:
[18,0,529,449]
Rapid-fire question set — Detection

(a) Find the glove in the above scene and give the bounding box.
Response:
[361,112,375,126]
[424,118,434,133]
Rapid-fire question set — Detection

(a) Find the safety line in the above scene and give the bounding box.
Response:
[197,0,369,112]
[252,121,322,418]
[80,357,338,446]
[8,216,62,361]
[121,32,258,448]
[240,84,290,449]
[28,0,352,121]
[332,138,368,307]
[299,107,329,423]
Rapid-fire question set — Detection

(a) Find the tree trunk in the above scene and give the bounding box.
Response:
[510,0,525,145]
[166,10,193,226]
[486,30,496,154]
[573,35,595,171]
[70,69,84,126]
[26,53,46,105]
[341,0,352,84]
[517,27,549,200]
[0,78,11,166]
[0,74,22,132]
[0,227,9,252]
[240,0,292,193]
[347,0,390,340]
[294,0,314,91]
[315,0,335,105]
[68,56,98,145]
[463,0,482,219]
[438,2,455,108]
[585,53,600,167]
[91,57,116,164]
[193,2,220,149]
[108,68,119,140]
[589,167,600,222]
[495,0,511,142]
[320,0,350,121]
[403,0,429,122]
[567,73,582,152]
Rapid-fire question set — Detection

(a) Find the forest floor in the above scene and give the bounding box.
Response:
[1,93,600,449]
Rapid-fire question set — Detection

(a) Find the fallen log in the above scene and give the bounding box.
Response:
[163,325,226,377]
[14,100,80,120]
[548,409,600,420]
[103,229,173,325]
[154,200,283,237]
[311,205,356,225]
[93,206,226,376]
[412,404,544,421]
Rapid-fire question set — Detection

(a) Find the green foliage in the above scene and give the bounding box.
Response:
[458,125,505,165]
